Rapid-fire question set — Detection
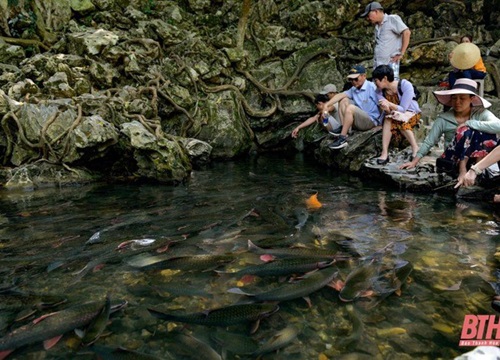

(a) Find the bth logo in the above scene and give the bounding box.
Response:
[459,315,500,346]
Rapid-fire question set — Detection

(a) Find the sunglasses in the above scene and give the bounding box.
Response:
[349,77,361,83]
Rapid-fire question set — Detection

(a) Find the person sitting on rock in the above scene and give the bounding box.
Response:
[291,92,340,138]
[454,144,500,202]
[448,35,487,89]
[372,64,421,165]
[400,78,500,185]
[323,65,381,150]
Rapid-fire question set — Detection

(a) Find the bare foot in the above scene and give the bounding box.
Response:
[494,194,500,203]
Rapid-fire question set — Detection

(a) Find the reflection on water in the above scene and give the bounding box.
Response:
[0,153,499,359]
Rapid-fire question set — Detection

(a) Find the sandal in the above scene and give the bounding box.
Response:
[376,158,389,165]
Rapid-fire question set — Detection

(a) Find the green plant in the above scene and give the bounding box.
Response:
[141,0,157,15]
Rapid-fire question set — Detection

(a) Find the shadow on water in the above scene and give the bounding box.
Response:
[0,152,499,359]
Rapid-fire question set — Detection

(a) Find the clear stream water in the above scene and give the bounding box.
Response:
[1,153,499,359]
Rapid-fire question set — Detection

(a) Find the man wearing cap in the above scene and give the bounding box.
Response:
[362,2,411,73]
[323,65,381,150]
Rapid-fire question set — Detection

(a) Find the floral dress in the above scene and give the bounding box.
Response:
[385,93,421,148]
[441,125,498,163]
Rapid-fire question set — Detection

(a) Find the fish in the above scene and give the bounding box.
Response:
[230,258,335,277]
[337,304,364,348]
[228,266,339,304]
[305,193,322,210]
[0,289,67,313]
[116,238,156,250]
[366,260,413,308]
[248,240,340,260]
[338,263,378,302]
[148,303,279,330]
[210,328,258,355]
[90,345,163,359]
[174,333,222,360]
[80,295,111,346]
[253,326,300,356]
[128,254,234,271]
[294,208,309,229]
[0,299,108,357]
[128,283,213,299]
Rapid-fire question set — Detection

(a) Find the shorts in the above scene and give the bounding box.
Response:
[352,106,376,131]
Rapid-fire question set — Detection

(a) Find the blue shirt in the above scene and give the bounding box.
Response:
[344,80,381,125]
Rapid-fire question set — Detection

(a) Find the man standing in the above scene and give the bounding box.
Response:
[324,65,381,149]
[362,2,411,77]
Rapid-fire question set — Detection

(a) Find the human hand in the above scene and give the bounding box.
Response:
[454,169,477,188]
[291,128,299,138]
[390,54,402,62]
[378,99,391,113]
[399,158,418,170]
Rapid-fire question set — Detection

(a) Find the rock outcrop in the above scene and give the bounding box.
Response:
[0,0,498,190]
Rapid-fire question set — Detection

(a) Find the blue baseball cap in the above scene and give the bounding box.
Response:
[347,65,366,79]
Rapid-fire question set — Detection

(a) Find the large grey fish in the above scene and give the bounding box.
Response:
[230,258,335,277]
[210,328,258,355]
[365,260,413,309]
[338,263,378,302]
[90,345,163,360]
[80,295,111,346]
[0,289,67,313]
[253,326,300,356]
[0,299,107,357]
[148,303,279,328]
[128,283,213,299]
[128,254,234,271]
[228,266,338,303]
[247,240,341,260]
[174,333,222,360]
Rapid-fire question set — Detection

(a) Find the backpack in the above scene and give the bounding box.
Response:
[398,79,421,101]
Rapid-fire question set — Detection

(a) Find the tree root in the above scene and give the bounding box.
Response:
[59,104,83,161]
[39,110,60,160]
[0,36,50,51]
[1,110,38,164]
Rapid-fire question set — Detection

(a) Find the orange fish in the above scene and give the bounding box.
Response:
[305,193,322,209]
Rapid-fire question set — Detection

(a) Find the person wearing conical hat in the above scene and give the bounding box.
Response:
[400,78,500,184]
[448,35,487,88]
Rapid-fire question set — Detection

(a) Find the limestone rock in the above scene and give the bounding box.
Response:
[67,29,120,56]
[120,121,191,182]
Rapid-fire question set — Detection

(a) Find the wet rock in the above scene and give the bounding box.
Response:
[1,162,97,190]
[180,138,212,167]
[71,115,119,160]
[196,91,252,159]
[120,121,191,182]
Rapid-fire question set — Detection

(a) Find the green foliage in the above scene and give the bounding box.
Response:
[141,0,157,15]
[7,0,37,37]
